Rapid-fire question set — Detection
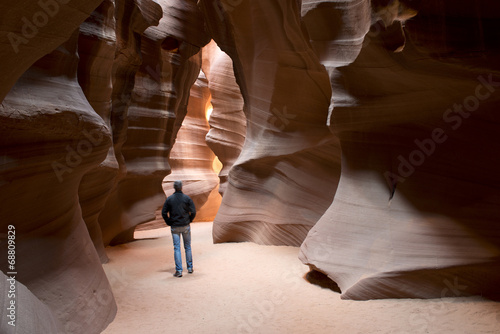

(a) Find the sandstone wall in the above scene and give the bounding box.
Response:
[299,0,500,299]
[0,32,116,333]
[204,42,246,196]
[1,5,499,332]
[199,0,341,246]
[99,0,210,245]
[0,272,63,333]
[77,0,119,263]
[0,0,104,102]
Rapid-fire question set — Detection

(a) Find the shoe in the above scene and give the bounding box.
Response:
[173,271,182,277]
[188,268,193,274]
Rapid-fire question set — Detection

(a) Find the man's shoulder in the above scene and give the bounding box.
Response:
[167,192,188,200]
[166,191,192,201]
[166,193,178,201]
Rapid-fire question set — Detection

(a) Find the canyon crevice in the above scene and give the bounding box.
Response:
[1,0,499,332]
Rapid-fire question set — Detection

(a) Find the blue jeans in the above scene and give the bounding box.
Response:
[171,225,192,272]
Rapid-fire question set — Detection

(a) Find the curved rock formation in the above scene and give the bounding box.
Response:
[77,0,119,263]
[163,71,222,222]
[99,0,210,245]
[0,33,116,333]
[96,0,164,246]
[204,42,246,196]
[199,0,341,246]
[299,0,500,299]
[0,271,63,333]
[0,0,103,102]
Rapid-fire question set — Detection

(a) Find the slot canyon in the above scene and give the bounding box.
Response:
[1,0,499,333]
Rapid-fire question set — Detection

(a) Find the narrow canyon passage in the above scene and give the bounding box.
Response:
[2,1,500,332]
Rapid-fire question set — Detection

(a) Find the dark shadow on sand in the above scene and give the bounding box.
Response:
[305,270,342,294]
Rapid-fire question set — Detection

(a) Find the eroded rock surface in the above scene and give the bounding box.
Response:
[0,33,116,333]
[204,42,246,196]
[0,0,103,102]
[77,0,119,263]
[299,0,500,299]
[0,272,63,333]
[200,0,341,246]
[1,6,499,332]
[99,0,210,245]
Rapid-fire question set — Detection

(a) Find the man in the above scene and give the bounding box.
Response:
[162,180,196,277]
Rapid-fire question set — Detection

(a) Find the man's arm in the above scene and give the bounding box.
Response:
[188,197,196,222]
[161,199,171,225]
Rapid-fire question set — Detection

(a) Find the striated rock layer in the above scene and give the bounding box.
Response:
[200,0,342,246]
[0,272,63,333]
[77,0,119,263]
[0,0,103,102]
[204,41,246,196]
[163,71,222,222]
[299,0,500,299]
[99,0,209,245]
[0,0,209,331]
[0,33,116,333]
[98,0,168,245]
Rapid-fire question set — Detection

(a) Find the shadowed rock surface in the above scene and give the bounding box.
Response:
[77,0,119,263]
[0,0,104,102]
[99,0,209,245]
[299,0,500,300]
[0,272,63,333]
[1,6,499,334]
[95,0,163,247]
[0,33,116,333]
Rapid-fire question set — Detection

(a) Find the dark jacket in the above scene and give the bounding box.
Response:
[161,190,196,227]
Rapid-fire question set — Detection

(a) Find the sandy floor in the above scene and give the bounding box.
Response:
[101,222,500,334]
